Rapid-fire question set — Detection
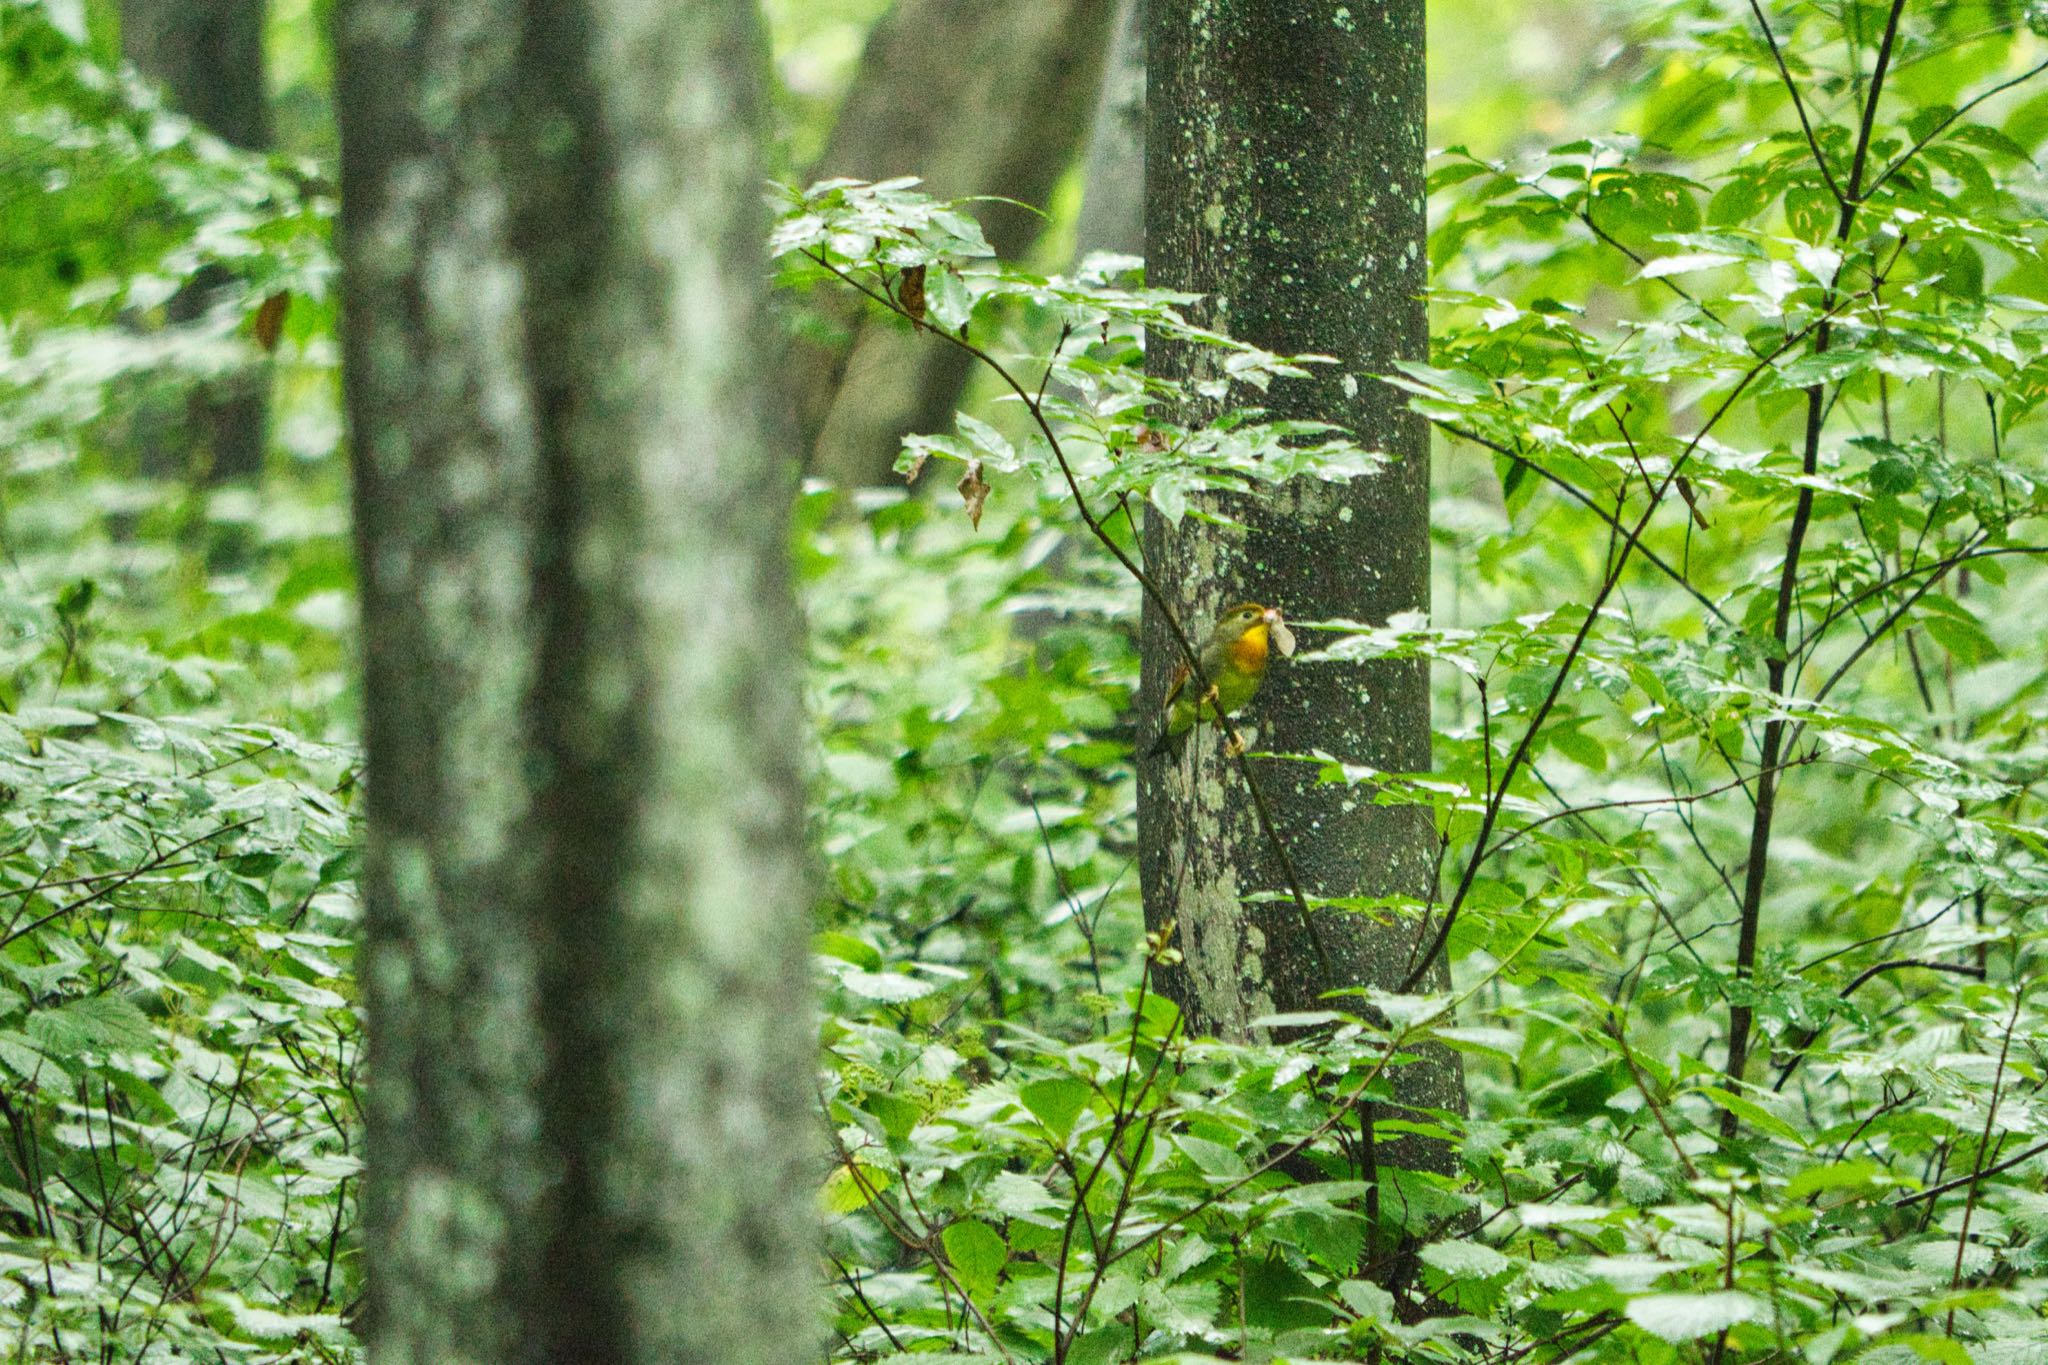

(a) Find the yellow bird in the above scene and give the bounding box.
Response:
[1148,602,1295,758]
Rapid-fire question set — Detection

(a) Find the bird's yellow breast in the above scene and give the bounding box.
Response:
[1229,623,1270,674]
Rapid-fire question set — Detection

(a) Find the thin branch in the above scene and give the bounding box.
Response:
[1774,957,1987,1091]
[1947,983,2029,1333]
[1842,956,1986,1000]
[1845,0,1910,208]
[1745,0,1847,205]
[1398,305,1837,994]
[0,819,255,953]
[1894,1136,2048,1207]
[1487,756,1816,864]
[1864,55,2048,202]
[1435,421,1729,623]
[1795,545,2048,665]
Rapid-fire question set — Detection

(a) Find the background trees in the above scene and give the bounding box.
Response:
[118,0,270,482]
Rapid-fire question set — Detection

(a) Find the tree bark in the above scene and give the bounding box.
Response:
[1136,0,1462,1151]
[1074,0,1145,262]
[122,0,269,481]
[335,3,815,1363]
[790,0,1117,488]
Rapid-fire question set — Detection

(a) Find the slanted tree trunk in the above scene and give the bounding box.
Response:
[1136,0,1463,1161]
[122,0,269,481]
[335,3,815,1362]
[791,0,1116,487]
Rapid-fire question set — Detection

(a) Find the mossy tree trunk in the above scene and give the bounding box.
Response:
[122,0,269,481]
[1136,0,1464,1159]
[335,3,815,1362]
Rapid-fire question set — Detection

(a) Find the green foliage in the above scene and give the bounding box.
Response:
[788,5,2048,1364]
[14,0,2048,1361]
[0,3,357,1360]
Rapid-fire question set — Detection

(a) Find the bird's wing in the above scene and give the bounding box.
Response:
[1161,659,1191,712]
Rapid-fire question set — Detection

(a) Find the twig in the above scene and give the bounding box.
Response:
[1745,0,1847,205]
[1894,1136,2048,1207]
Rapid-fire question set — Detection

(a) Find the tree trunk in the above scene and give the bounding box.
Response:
[790,0,1117,488]
[1074,0,1145,262]
[1136,0,1463,1153]
[122,0,269,482]
[335,4,815,1363]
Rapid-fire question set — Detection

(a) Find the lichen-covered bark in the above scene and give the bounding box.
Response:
[122,0,269,481]
[335,3,814,1362]
[1137,0,1464,1150]
[790,0,1116,487]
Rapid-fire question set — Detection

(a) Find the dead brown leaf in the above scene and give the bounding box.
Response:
[957,458,989,529]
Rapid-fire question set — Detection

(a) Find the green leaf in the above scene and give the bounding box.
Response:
[1625,1291,1764,1341]
[1018,1076,1091,1143]
[1420,1240,1514,1281]
[1339,1279,1397,1325]
[821,1162,891,1215]
[28,994,153,1054]
[987,1171,1060,1218]
[1784,1158,1885,1200]
[813,931,882,971]
[1241,1255,1332,1330]
[838,970,935,1002]
[1696,1086,1808,1146]
[940,1219,1006,1299]
[1637,251,1742,280]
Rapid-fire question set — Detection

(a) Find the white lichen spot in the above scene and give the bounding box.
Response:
[1339,505,1354,523]
[1203,200,1226,235]
[1333,5,1354,29]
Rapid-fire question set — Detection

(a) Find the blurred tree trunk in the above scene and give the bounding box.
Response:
[1074,0,1144,262]
[122,0,269,481]
[791,0,1116,487]
[1136,0,1463,1166]
[335,3,815,1363]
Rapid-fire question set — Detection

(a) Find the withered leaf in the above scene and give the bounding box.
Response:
[898,264,927,326]
[252,292,291,352]
[957,458,989,529]
[1675,475,1711,529]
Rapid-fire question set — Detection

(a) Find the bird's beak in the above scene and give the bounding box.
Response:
[1264,607,1297,657]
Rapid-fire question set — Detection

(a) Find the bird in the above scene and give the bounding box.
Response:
[1148,602,1295,759]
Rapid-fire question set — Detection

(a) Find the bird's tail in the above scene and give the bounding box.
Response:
[1146,725,1187,760]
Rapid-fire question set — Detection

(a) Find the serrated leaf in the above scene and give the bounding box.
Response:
[1018,1076,1091,1144]
[941,1219,1006,1299]
[987,1170,1059,1217]
[29,994,154,1054]
[1625,1291,1763,1341]
[838,970,936,1003]
[1420,1240,1515,1280]
[1637,251,1742,279]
